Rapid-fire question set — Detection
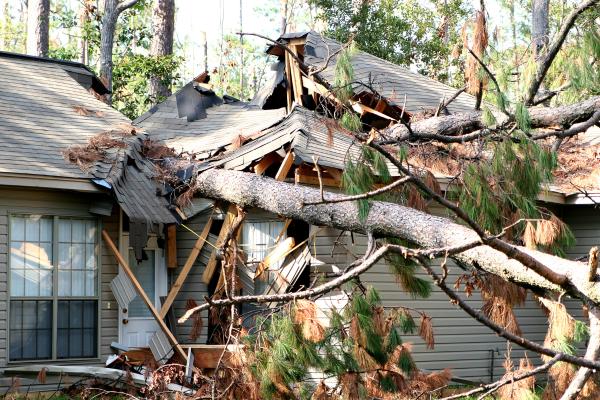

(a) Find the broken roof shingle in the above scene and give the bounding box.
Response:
[135,92,286,159]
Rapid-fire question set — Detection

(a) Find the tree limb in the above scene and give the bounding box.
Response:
[439,354,562,400]
[382,95,600,142]
[116,0,140,13]
[190,169,599,302]
[524,0,599,105]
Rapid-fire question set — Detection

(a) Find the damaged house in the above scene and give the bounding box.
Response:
[0,31,599,390]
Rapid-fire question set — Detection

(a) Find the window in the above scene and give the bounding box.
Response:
[9,215,99,361]
[242,221,286,295]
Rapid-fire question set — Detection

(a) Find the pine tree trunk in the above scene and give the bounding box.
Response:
[0,0,6,50]
[280,0,288,35]
[99,0,140,103]
[532,0,550,59]
[99,0,119,102]
[192,168,600,304]
[79,1,92,64]
[26,0,49,57]
[149,0,175,102]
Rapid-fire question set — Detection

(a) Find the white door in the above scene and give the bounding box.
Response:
[119,234,167,348]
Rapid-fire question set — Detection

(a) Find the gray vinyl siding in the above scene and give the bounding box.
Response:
[172,212,211,344]
[0,187,119,368]
[310,204,595,382]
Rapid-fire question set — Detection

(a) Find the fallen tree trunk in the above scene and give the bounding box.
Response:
[194,168,598,302]
[383,95,600,141]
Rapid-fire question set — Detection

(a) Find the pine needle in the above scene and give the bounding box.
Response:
[498,357,536,400]
[524,221,537,249]
[293,299,326,343]
[419,314,435,350]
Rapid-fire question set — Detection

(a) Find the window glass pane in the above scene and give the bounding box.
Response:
[9,300,52,361]
[10,216,53,297]
[242,221,286,295]
[128,250,155,318]
[25,217,40,241]
[58,219,97,297]
[11,218,24,241]
[57,300,97,359]
[58,219,71,242]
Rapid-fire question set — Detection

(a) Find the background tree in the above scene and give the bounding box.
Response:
[26,0,49,56]
[98,0,141,102]
[149,0,175,102]
[308,0,470,79]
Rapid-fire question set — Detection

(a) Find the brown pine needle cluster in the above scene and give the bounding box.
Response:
[464,10,489,96]
[293,299,326,342]
[480,274,527,335]
[186,298,203,341]
[523,214,569,250]
[498,357,536,400]
[419,314,435,350]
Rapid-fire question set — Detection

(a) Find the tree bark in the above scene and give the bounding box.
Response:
[99,0,139,103]
[280,0,288,35]
[149,0,175,102]
[26,0,49,57]
[382,95,600,141]
[532,0,549,59]
[193,168,600,302]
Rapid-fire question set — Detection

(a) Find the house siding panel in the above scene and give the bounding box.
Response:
[310,204,594,382]
[172,212,211,344]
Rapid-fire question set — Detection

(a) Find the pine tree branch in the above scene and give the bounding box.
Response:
[465,48,509,116]
[524,0,599,105]
[414,255,600,370]
[302,176,412,205]
[116,0,139,13]
[532,109,600,140]
[438,354,562,400]
[178,239,482,323]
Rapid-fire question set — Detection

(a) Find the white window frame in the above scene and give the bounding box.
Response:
[7,214,101,362]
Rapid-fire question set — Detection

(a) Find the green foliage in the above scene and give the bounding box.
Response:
[384,238,432,298]
[515,102,532,133]
[246,286,424,399]
[482,106,497,128]
[456,134,557,233]
[574,320,590,343]
[334,43,356,103]
[309,0,471,79]
[340,111,362,132]
[112,54,182,119]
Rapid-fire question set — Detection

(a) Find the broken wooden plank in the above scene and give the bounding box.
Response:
[295,164,341,187]
[275,150,295,181]
[110,272,137,311]
[289,45,304,107]
[160,217,214,319]
[202,205,238,284]
[255,237,296,279]
[185,344,243,369]
[101,230,188,362]
[167,224,178,269]
[254,152,281,176]
[284,49,293,111]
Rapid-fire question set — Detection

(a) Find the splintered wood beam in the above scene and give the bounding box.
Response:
[101,230,187,361]
[160,218,214,319]
[275,151,295,181]
[166,224,177,269]
[254,153,281,176]
[284,51,293,111]
[288,44,304,107]
[202,205,238,284]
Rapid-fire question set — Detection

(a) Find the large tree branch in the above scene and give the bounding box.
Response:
[560,305,600,400]
[191,169,599,302]
[116,0,140,13]
[524,0,599,105]
[381,96,600,142]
